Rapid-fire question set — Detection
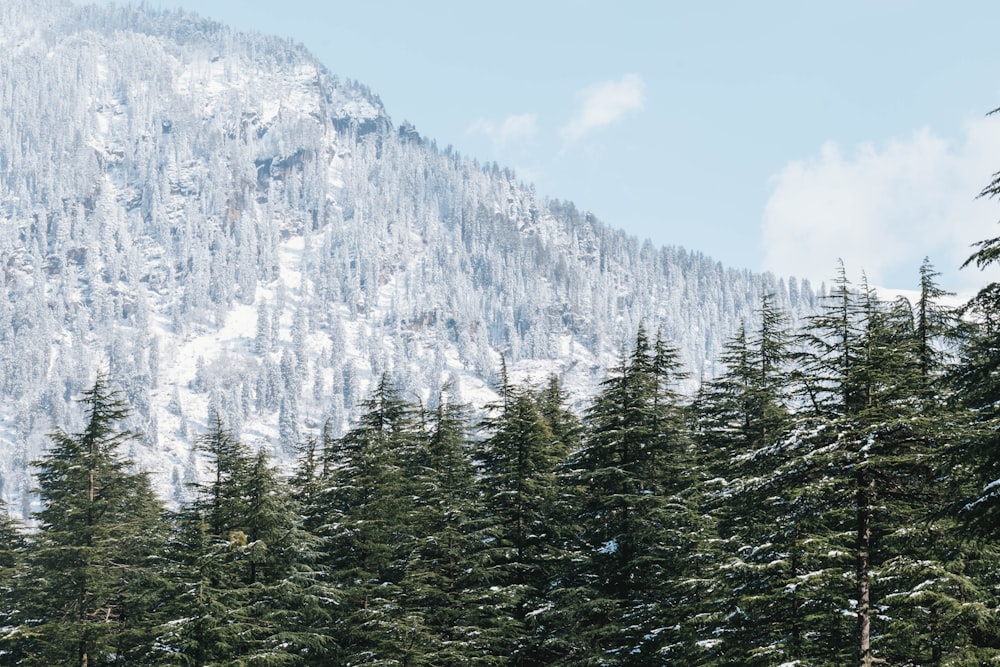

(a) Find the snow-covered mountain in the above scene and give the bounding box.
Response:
[0,0,817,515]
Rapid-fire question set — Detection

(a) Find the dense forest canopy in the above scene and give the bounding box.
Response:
[3,241,1000,664]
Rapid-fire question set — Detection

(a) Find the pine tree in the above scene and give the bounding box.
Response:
[240,448,337,664]
[472,378,575,666]
[914,258,957,388]
[536,374,583,452]
[926,160,1000,660]
[320,374,429,665]
[767,266,967,665]
[695,294,793,484]
[154,504,236,665]
[156,416,335,665]
[0,501,23,596]
[564,327,699,664]
[0,502,28,663]
[692,295,796,663]
[10,374,166,666]
[154,415,257,664]
[954,179,1000,539]
[291,433,326,537]
[199,411,253,537]
[287,433,345,666]
[400,392,491,665]
[869,261,1000,665]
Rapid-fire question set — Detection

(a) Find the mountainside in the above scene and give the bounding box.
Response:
[0,0,816,515]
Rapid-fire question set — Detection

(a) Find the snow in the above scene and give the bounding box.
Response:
[598,539,618,554]
[0,0,818,514]
[525,602,554,618]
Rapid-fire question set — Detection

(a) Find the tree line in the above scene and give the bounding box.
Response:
[3,249,1000,666]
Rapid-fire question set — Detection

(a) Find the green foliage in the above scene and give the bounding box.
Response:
[471,377,577,665]
[693,296,801,664]
[0,502,28,663]
[8,234,1000,665]
[155,415,335,666]
[400,393,491,665]
[563,327,704,664]
[5,374,167,666]
[319,374,432,665]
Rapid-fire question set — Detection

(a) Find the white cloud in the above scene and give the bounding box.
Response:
[762,116,1000,294]
[467,113,538,145]
[559,74,645,143]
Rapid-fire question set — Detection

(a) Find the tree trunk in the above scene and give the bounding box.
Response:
[790,534,801,656]
[857,468,872,667]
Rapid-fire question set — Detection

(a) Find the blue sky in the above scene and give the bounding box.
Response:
[88,1,1000,293]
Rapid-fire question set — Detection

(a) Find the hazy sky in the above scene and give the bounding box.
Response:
[83,1,1000,293]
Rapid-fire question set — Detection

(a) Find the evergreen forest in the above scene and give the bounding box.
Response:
[4,233,1000,665]
[3,3,999,665]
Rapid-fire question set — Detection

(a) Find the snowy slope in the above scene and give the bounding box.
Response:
[0,1,817,515]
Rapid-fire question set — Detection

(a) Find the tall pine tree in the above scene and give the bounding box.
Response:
[692,295,796,664]
[472,376,575,666]
[320,374,429,665]
[10,374,165,666]
[565,327,700,664]
[400,392,491,665]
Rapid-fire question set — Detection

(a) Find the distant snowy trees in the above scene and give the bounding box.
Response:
[0,0,813,513]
